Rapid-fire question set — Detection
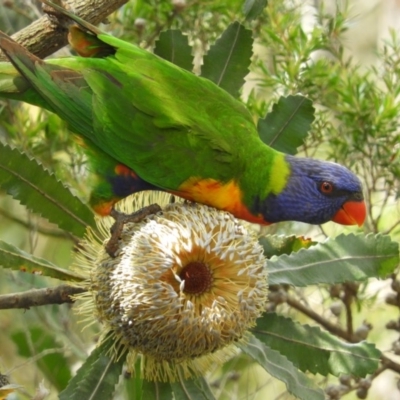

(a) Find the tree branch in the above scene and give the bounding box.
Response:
[381,354,400,375]
[286,294,355,342]
[0,285,86,309]
[286,294,400,379]
[0,0,128,61]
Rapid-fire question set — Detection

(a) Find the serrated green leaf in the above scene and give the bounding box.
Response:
[0,143,95,237]
[268,233,399,286]
[258,95,314,154]
[154,30,193,71]
[253,313,381,377]
[0,240,84,281]
[12,327,72,391]
[59,338,125,400]
[240,335,324,400]
[243,0,268,21]
[201,22,252,98]
[171,375,215,400]
[142,380,172,400]
[259,235,315,259]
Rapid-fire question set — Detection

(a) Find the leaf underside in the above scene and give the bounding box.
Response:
[268,233,399,286]
[240,335,324,400]
[253,313,381,377]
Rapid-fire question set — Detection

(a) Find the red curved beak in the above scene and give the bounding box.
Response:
[332,200,366,226]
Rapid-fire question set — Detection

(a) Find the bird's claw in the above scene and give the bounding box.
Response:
[106,203,162,257]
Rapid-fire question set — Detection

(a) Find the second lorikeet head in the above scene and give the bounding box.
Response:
[256,156,366,226]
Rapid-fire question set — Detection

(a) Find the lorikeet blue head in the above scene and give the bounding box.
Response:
[258,156,366,226]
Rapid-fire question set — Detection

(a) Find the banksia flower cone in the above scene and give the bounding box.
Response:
[74,192,268,382]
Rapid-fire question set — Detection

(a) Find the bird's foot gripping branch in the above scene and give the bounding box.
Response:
[106,204,162,257]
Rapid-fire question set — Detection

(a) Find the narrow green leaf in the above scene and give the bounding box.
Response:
[59,338,125,400]
[258,95,314,154]
[12,327,72,391]
[0,240,84,281]
[0,143,95,237]
[253,313,381,377]
[240,335,324,400]
[154,30,193,71]
[201,22,253,98]
[268,233,399,286]
[259,235,315,259]
[142,380,172,400]
[124,358,143,399]
[243,0,268,21]
[124,379,140,400]
[171,374,215,400]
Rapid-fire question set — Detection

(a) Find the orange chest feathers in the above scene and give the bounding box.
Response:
[175,177,267,225]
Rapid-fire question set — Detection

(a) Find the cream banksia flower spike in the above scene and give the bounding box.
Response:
[74,192,268,382]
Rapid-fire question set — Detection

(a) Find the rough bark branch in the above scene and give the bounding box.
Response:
[0,0,128,61]
[0,285,86,309]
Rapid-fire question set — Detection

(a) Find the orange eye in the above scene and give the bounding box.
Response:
[320,181,333,194]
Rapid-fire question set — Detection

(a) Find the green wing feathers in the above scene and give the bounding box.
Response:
[0,29,262,193]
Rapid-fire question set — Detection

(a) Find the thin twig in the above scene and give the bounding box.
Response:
[0,207,73,240]
[381,354,400,374]
[342,283,355,337]
[383,218,400,235]
[285,294,354,342]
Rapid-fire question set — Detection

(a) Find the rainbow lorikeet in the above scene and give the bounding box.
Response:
[0,1,366,227]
